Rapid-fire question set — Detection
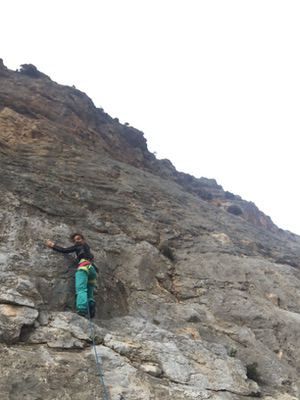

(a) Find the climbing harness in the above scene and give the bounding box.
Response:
[78,259,93,271]
[78,259,98,285]
[87,305,111,400]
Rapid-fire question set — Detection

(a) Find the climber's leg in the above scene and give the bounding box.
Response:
[87,265,97,318]
[75,269,88,314]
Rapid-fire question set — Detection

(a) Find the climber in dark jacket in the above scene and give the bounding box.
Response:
[46,233,97,318]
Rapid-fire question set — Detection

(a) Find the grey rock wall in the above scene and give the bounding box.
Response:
[0,62,299,399]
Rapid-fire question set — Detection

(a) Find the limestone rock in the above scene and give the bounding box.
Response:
[0,304,38,343]
[27,311,105,348]
[0,61,299,399]
[140,363,163,377]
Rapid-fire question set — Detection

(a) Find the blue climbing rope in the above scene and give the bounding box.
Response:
[87,307,111,400]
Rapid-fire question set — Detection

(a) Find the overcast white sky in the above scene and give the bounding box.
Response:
[1,1,300,234]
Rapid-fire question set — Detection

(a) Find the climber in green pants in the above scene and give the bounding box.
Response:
[75,258,97,315]
[46,233,97,318]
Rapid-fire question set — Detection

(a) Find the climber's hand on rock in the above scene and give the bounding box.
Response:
[46,239,55,248]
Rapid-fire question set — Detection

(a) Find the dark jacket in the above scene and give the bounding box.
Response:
[52,243,94,263]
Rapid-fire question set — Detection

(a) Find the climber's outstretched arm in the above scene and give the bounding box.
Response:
[46,240,77,254]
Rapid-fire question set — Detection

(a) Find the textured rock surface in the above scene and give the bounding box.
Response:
[0,60,300,399]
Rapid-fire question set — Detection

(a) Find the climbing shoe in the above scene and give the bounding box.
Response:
[77,310,87,318]
[89,302,96,319]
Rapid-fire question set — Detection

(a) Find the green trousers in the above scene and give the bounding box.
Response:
[75,266,97,313]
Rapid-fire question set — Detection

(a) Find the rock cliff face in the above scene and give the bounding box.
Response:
[0,60,299,400]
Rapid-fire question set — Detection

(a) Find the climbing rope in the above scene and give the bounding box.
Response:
[87,306,111,400]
